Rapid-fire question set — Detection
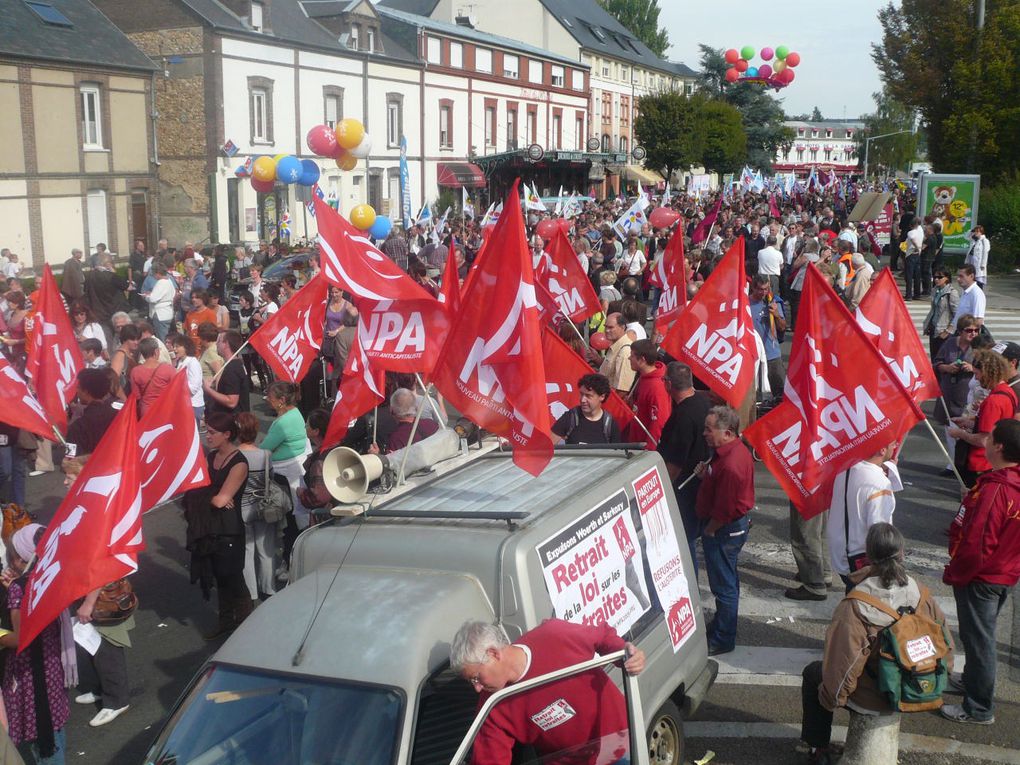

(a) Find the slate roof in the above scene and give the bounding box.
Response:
[376,0,438,15]
[0,0,156,71]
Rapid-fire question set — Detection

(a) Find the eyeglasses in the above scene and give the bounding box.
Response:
[962,328,980,334]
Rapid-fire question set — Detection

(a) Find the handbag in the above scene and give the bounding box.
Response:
[252,450,292,524]
[92,578,138,626]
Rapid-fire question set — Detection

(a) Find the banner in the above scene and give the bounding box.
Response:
[612,195,650,240]
[400,135,412,229]
[918,173,980,253]
[537,229,601,323]
[631,467,696,652]
[686,174,710,198]
[322,334,385,451]
[247,274,327,383]
[537,489,651,634]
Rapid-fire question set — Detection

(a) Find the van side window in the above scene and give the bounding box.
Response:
[411,667,479,765]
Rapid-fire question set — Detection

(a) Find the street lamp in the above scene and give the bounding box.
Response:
[863,129,913,182]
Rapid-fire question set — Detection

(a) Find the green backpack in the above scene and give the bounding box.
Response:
[848,585,951,712]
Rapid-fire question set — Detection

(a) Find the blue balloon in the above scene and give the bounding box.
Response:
[275,155,303,184]
[298,159,320,186]
[746,66,759,78]
[368,215,393,240]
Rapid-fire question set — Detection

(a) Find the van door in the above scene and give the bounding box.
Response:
[446,650,648,765]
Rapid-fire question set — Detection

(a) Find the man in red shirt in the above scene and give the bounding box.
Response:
[624,339,671,449]
[694,405,754,656]
[452,619,645,765]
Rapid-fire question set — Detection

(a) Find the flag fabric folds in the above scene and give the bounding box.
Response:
[247,274,328,383]
[691,198,722,244]
[648,225,688,336]
[322,334,385,451]
[536,229,601,323]
[0,354,57,441]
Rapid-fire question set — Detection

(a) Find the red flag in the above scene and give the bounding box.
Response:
[322,334,385,451]
[541,326,634,432]
[854,269,941,402]
[438,244,461,316]
[431,180,555,476]
[536,229,601,322]
[745,265,924,518]
[691,197,722,244]
[0,355,56,441]
[768,193,782,219]
[138,369,210,509]
[651,227,688,336]
[20,395,143,651]
[661,239,756,408]
[248,274,328,383]
[25,265,83,433]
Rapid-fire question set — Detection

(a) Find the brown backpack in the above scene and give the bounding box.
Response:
[92,578,138,626]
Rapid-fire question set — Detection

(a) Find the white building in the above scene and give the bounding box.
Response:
[773,120,865,179]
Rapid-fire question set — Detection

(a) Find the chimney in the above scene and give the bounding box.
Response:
[455,14,475,28]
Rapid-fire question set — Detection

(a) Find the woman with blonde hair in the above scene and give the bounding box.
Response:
[949,349,1018,487]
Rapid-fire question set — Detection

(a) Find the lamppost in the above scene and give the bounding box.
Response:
[863,129,913,182]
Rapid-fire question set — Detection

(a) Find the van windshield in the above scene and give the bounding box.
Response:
[145,664,402,765]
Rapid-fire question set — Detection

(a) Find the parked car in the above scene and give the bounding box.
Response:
[227,250,316,317]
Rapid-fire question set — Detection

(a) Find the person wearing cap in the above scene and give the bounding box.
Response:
[994,342,1020,406]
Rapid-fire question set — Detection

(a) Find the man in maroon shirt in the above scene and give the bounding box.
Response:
[694,405,754,656]
[452,619,645,765]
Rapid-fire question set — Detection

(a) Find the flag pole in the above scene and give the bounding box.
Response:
[921,417,967,489]
[207,339,252,386]
[414,373,448,429]
[397,389,430,486]
[51,425,66,447]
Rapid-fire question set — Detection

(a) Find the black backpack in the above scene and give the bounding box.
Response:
[566,408,614,444]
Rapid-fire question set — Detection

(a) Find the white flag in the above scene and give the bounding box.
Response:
[612,195,650,239]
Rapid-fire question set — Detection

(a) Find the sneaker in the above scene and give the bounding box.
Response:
[946,672,966,694]
[785,586,827,602]
[75,692,100,705]
[89,705,130,727]
[941,703,994,725]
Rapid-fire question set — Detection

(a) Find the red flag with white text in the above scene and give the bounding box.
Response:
[651,226,688,336]
[431,179,555,476]
[661,239,756,408]
[536,229,601,322]
[854,268,941,402]
[248,274,327,382]
[19,395,143,651]
[25,265,83,433]
[0,355,57,441]
[322,334,385,451]
[138,370,210,509]
[744,265,924,518]
[438,244,462,316]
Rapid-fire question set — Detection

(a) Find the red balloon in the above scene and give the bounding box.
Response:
[782,68,796,84]
[556,218,573,233]
[785,52,801,68]
[724,48,740,64]
[735,59,749,73]
[725,67,740,83]
[648,207,680,229]
[306,124,338,157]
[535,219,559,240]
[251,177,275,193]
[590,332,612,351]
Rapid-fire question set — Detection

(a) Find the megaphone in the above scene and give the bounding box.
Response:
[322,428,462,504]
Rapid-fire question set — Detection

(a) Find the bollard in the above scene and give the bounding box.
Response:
[839,709,900,765]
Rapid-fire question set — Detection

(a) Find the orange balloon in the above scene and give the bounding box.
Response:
[252,156,277,182]
[350,204,377,230]
[335,118,366,151]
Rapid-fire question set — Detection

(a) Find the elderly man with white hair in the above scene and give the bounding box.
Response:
[843,252,874,312]
[382,387,439,453]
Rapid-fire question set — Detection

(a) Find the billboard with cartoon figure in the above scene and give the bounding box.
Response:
[918,173,981,254]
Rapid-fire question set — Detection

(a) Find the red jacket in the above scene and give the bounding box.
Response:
[472,619,629,765]
[624,361,671,449]
[944,464,1020,587]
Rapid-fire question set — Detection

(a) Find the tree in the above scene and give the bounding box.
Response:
[701,100,747,174]
[634,92,706,182]
[598,0,670,57]
[698,45,794,171]
[811,106,824,121]
[856,87,921,178]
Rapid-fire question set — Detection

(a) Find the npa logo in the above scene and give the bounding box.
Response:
[360,308,426,357]
[855,308,924,393]
[685,301,750,384]
[778,383,886,465]
[667,597,695,647]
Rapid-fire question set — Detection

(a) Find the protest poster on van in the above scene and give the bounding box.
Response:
[631,467,697,652]
[537,489,651,636]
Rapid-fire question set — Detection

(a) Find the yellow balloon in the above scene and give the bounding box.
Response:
[272,153,288,163]
[252,156,277,183]
[335,118,366,151]
[336,152,358,171]
[350,204,376,230]
[774,59,787,73]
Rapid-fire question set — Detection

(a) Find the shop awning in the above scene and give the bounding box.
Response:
[437,162,486,189]
[621,165,664,185]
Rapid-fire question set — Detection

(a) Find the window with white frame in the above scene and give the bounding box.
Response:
[426,36,441,63]
[450,41,463,68]
[439,103,452,147]
[593,90,600,116]
[572,70,584,90]
[621,66,629,82]
[367,28,375,52]
[601,61,610,77]
[550,65,564,87]
[685,82,694,95]
[529,59,543,83]
[251,1,263,32]
[552,114,561,149]
[503,54,519,78]
[575,115,584,150]
[80,84,102,149]
[324,91,342,129]
[476,48,492,73]
[507,108,518,148]
[251,88,268,141]
[527,110,537,144]
[485,106,496,147]
[386,93,402,148]
[350,25,359,50]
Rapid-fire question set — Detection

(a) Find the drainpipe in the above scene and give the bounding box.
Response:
[151,67,162,240]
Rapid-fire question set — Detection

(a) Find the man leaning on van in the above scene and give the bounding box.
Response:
[452,619,646,764]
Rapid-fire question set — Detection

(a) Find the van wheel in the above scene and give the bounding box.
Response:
[647,699,684,765]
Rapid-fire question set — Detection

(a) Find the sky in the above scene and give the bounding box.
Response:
[659,1,888,120]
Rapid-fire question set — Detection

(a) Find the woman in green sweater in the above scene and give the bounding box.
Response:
[262,381,311,529]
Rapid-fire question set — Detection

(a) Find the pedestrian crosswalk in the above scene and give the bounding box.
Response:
[903,300,1020,343]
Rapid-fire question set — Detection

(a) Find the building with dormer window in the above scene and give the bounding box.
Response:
[773,120,865,179]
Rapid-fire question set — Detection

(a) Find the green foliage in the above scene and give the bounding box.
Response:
[811,106,823,121]
[981,175,1020,271]
[701,100,747,174]
[634,91,706,181]
[698,45,793,171]
[597,0,670,57]
[436,189,457,217]
[857,88,921,178]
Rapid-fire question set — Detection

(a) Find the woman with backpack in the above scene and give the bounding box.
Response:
[799,523,954,765]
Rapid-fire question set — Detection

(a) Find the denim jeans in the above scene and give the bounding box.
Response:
[701,514,750,650]
[151,316,171,341]
[954,581,1010,721]
[0,444,27,507]
[904,254,921,299]
[17,727,65,764]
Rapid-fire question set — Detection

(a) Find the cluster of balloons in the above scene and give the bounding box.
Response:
[349,202,393,240]
[723,46,800,88]
[535,218,574,239]
[238,154,322,193]
[306,118,372,172]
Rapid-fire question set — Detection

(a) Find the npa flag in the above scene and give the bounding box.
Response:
[691,197,722,244]
[769,193,782,219]
[248,274,327,382]
[661,239,756,407]
[744,265,924,518]
[19,396,143,651]
[542,326,634,433]
[649,226,688,336]
[322,334,385,451]
[432,180,555,476]
[438,243,462,316]
[25,264,83,433]
[138,370,209,510]
[536,229,601,322]
[854,269,941,402]
[0,355,56,441]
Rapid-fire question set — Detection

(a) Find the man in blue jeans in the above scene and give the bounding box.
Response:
[694,405,754,656]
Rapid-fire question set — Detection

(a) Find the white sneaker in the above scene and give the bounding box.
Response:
[75,692,100,705]
[89,705,129,727]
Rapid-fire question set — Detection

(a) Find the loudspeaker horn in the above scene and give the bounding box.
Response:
[323,447,384,504]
